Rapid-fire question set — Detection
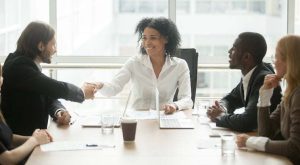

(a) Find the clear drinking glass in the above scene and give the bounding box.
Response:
[196,100,210,122]
[221,133,236,157]
[101,114,115,134]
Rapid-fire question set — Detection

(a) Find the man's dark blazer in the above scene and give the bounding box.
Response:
[216,62,282,132]
[1,52,85,136]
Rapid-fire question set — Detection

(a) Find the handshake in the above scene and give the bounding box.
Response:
[81,82,104,99]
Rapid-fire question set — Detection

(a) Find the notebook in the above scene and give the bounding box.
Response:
[81,92,131,128]
[155,88,194,129]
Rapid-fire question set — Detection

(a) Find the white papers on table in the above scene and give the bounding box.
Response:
[197,138,221,149]
[80,115,121,128]
[80,116,101,127]
[208,122,229,130]
[40,141,115,152]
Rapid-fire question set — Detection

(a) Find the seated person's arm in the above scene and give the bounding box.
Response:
[171,61,193,112]
[206,101,226,122]
[214,75,264,132]
[47,99,71,125]
[0,129,51,165]
[81,82,97,99]
[12,64,85,103]
[163,104,178,114]
[92,60,132,97]
[55,110,71,125]
[206,83,244,122]
[11,134,30,148]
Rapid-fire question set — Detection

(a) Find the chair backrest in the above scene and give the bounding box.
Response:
[173,48,198,108]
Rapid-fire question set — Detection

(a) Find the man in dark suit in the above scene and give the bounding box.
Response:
[1,22,96,136]
[207,32,282,132]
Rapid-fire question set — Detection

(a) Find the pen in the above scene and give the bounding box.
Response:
[86,144,98,147]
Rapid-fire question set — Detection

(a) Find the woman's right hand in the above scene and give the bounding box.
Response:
[32,129,51,145]
[261,74,281,90]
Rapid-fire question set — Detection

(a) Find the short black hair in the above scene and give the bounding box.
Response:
[238,32,267,64]
[135,17,181,56]
[16,21,55,59]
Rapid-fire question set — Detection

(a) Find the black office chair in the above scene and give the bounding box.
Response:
[173,48,198,108]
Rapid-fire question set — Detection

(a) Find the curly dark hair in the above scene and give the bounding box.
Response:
[135,17,181,56]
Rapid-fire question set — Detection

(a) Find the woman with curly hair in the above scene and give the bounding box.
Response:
[93,17,192,114]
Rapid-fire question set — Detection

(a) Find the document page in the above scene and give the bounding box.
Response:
[41,141,115,152]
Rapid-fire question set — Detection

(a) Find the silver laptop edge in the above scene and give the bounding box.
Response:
[155,88,160,126]
[122,90,132,117]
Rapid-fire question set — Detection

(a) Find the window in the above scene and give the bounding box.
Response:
[0,0,49,56]
[56,69,131,98]
[196,1,211,13]
[197,70,241,97]
[57,0,168,56]
[178,0,287,63]
[295,0,300,34]
[0,0,295,99]
[231,0,247,12]
[177,0,190,14]
[195,0,269,14]
[177,0,287,97]
[119,0,136,13]
[249,1,266,14]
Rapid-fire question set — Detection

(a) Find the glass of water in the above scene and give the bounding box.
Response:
[221,133,236,157]
[196,100,210,122]
[101,114,115,134]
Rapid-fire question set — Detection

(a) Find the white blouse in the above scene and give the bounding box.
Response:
[99,55,193,110]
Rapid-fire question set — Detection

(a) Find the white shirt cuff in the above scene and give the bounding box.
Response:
[257,88,274,107]
[246,136,269,151]
[55,108,66,117]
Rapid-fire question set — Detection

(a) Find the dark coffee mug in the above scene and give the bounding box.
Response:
[121,118,137,142]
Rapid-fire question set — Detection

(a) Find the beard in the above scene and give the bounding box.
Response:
[39,50,52,64]
[229,62,236,69]
[229,62,242,69]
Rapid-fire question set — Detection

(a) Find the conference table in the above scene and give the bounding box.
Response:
[26,108,292,165]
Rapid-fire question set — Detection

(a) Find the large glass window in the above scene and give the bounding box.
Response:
[178,0,287,64]
[0,0,49,56]
[0,0,295,99]
[54,69,128,114]
[177,0,287,97]
[57,0,168,56]
[295,0,300,34]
